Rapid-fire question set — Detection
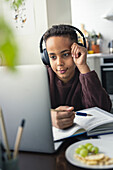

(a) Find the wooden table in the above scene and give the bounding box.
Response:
[18,136,90,170]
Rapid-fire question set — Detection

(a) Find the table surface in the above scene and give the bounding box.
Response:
[18,136,95,170]
[18,135,113,170]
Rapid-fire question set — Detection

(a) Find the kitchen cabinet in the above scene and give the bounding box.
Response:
[87,53,113,112]
[87,53,113,81]
[87,55,101,80]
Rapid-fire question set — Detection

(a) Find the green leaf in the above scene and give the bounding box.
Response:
[0,16,18,70]
[12,0,23,9]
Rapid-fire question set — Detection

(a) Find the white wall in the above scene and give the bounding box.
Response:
[17,0,48,65]
[46,0,72,27]
[16,0,49,65]
[71,0,113,53]
[1,0,48,65]
[1,0,72,65]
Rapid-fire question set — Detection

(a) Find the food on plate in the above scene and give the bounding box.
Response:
[74,142,113,166]
[75,143,99,157]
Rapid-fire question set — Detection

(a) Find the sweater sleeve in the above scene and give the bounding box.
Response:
[79,70,112,112]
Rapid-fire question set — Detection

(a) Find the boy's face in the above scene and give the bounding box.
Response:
[46,36,76,83]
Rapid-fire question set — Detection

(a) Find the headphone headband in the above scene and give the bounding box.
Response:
[40,25,87,65]
[65,25,86,48]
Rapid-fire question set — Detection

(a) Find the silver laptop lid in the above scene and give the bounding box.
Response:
[0,65,55,153]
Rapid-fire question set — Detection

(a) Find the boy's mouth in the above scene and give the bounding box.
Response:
[57,68,68,74]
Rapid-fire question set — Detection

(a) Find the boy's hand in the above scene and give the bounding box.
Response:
[71,43,90,74]
[51,106,75,129]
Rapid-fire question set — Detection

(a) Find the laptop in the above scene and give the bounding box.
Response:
[0,64,62,153]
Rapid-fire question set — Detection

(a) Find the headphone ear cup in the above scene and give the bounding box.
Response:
[41,49,50,66]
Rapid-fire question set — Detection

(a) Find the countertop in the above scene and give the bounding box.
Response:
[87,53,113,58]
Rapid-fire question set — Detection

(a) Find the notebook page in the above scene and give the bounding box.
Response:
[52,123,83,141]
[74,107,113,131]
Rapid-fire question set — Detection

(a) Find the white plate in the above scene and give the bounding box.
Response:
[65,139,113,169]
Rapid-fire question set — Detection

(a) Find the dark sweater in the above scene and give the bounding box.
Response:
[47,66,112,112]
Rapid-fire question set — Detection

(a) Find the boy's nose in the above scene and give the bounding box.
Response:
[57,57,64,65]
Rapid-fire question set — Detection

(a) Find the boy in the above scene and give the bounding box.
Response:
[42,24,111,129]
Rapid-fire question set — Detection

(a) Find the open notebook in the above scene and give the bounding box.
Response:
[53,107,113,141]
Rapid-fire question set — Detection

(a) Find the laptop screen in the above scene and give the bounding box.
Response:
[0,65,55,153]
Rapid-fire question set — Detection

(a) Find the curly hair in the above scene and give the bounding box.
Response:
[43,24,78,43]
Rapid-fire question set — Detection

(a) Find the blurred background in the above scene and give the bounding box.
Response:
[1,0,113,66]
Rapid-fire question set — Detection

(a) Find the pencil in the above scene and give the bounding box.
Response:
[51,109,92,116]
[0,108,11,160]
[13,119,25,159]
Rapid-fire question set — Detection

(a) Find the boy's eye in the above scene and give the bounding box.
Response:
[63,53,70,57]
[50,55,56,60]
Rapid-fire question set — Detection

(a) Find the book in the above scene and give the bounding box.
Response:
[52,107,113,141]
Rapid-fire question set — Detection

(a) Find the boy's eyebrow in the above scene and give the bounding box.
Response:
[60,49,70,54]
[48,50,70,55]
[48,52,55,55]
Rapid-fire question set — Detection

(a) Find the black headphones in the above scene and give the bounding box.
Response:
[40,25,87,66]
